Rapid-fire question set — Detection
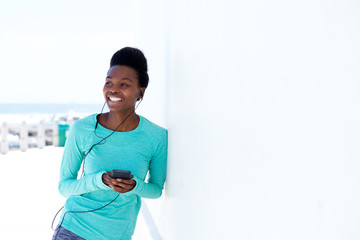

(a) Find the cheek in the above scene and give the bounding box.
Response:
[103,86,108,94]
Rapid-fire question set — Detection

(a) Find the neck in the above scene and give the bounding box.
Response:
[101,109,139,132]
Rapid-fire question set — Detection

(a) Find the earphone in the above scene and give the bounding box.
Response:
[137,92,143,101]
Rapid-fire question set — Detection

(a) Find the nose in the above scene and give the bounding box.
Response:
[110,86,120,93]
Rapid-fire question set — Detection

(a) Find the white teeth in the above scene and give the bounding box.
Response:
[109,97,122,102]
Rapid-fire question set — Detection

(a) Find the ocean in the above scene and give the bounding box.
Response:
[0,103,104,114]
[0,103,107,125]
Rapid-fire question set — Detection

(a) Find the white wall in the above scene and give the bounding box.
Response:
[136,1,360,239]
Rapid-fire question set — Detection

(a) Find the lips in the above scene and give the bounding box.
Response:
[108,96,123,102]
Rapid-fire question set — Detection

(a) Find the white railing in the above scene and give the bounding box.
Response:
[0,120,71,154]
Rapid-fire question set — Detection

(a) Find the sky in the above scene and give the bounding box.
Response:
[0,0,137,104]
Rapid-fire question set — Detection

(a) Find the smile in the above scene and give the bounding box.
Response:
[109,96,123,102]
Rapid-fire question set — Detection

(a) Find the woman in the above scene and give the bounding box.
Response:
[52,47,167,240]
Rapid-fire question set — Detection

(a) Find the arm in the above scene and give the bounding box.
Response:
[129,132,168,199]
[102,131,168,199]
[58,122,109,198]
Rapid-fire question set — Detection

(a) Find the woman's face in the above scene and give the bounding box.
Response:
[103,65,145,113]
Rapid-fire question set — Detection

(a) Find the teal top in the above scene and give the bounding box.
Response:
[57,114,167,240]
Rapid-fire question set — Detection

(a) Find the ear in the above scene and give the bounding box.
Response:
[137,87,146,101]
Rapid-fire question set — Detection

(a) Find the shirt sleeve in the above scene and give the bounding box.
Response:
[58,122,110,198]
[124,130,168,199]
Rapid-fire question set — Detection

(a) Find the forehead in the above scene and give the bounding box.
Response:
[107,65,138,80]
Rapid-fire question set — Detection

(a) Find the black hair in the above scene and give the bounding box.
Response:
[110,47,149,88]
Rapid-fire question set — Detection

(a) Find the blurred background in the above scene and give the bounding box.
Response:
[1,0,360,239]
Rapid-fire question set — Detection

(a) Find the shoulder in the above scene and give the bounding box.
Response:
[70,114,97,133]
[139,116,167,141]
[140,116,167,134]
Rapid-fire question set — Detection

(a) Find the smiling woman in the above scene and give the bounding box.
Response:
[52,47,168,240]
[101,65,145,130]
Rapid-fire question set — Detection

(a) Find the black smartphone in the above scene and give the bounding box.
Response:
[111,170,132,179]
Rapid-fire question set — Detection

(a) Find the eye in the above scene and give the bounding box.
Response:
[120,83,129,87]
[105,81,112,86]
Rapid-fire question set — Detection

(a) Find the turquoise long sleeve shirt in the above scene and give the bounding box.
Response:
[57,114,167,240]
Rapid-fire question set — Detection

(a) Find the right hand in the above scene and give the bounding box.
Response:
[102,171,136,193]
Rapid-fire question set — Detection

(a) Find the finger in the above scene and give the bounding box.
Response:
[103,173,112,180]
[116,181,136,190]
[102,174,112,186]
[110,179,121,185]
[115,174,134,182]
[104,177,115,185]
[116,178,134,184]
[105,179,121,189]
[103,174,119,185]
[109,179,131,187]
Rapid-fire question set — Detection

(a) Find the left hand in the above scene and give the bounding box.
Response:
[102,171,136,193]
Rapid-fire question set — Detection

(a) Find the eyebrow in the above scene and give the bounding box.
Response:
[106,76,133,82]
